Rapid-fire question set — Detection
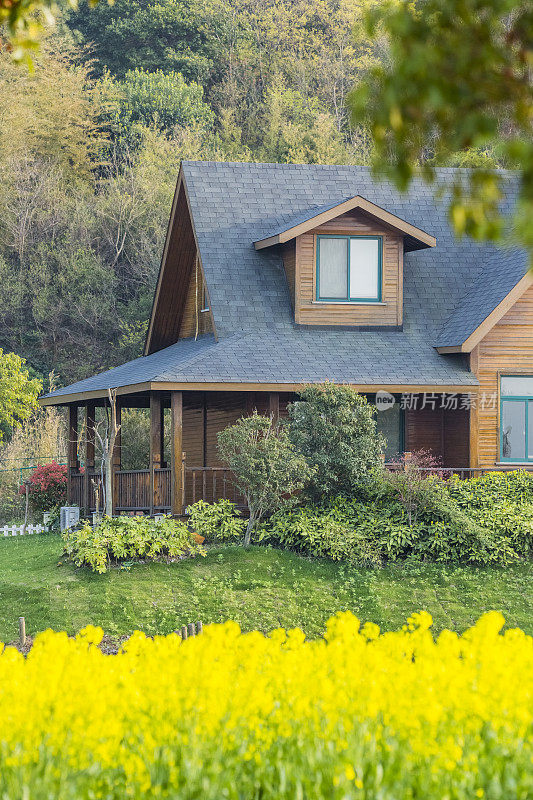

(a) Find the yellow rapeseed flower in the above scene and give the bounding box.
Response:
[0,611,531,799]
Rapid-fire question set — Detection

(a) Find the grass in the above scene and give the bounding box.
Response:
[0,533,531,642]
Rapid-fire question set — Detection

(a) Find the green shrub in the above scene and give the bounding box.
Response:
[288,383,385,501]
[186,499,246,542]
[446,470,533,561]
[259,504,384,567]
[218,412,313,545]
[62,515,205,573]
[261,471,533,567]
[447,469,533,506]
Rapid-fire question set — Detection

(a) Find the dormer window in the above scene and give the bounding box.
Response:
[316,235,382,303]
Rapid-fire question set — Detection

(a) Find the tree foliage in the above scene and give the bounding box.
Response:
[67,0,216,82]
[104,68,214,139]
[0,7,380,385]
[0,0,79,64]
[349,0,533,255]
[0,349,42,441]
[288,383,385,501]
[217,412,313,546]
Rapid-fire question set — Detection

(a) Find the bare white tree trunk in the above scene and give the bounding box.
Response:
[103,389,120,518]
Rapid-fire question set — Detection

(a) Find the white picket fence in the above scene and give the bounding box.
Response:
[1,524,46,537]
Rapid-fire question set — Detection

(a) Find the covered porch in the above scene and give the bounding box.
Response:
[64,388,475,516]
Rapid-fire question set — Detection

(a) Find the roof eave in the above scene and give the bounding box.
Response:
[40,379,478,406]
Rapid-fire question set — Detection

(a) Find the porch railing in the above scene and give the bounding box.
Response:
[384,464,533,479]
[69,462,533,516]
[70,468,171,513]
[184,467,245,507]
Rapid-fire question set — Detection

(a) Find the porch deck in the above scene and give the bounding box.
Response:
[64,388,532,517]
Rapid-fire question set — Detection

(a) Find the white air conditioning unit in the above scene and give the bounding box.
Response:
[60,506,80,531]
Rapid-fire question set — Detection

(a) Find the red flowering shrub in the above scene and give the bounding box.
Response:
[22,462,68,512]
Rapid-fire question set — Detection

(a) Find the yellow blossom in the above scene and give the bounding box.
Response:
[0,611,530,798]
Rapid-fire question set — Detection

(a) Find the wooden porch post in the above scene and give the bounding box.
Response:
[83,402,96,514]
[149,394,163,514]
[67,405,79,505]
[111,401,122,515]
[269,392,280,420]
[170,391,183,516]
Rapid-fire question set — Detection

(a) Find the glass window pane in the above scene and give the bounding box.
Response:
[349,238,379,299]
[501,400,526,460]
[501,376,533,396]
[376,402,401,461]
[319,238,347,298]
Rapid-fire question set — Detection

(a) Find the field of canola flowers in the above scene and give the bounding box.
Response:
[0,611,531,799]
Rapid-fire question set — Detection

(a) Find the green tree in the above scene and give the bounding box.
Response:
[103,69,214,141]
[349,0,533,255]
[67,0,216,81]
[121,69,213,133]
[257,81,352,165]
[288,383,385,501]
[217,411,313,546]
[0,349,41,441]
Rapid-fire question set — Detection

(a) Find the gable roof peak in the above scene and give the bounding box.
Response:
[253,193,436,252]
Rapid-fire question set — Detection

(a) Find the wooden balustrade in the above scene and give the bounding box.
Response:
[69,468,171,513]
[69,462,532,517]
[184,466,245,507]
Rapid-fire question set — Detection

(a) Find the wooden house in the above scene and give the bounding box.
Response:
[41,161,532,515]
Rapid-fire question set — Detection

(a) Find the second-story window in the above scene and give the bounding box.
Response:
[316,235,382,302]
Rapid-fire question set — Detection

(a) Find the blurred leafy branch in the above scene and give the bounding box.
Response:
[0,0,102,64]
[349,0,533,258]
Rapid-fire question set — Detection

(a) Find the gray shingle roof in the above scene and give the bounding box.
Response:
[45,162,526,400]
[435,246,528,347]
[254,197,351,241]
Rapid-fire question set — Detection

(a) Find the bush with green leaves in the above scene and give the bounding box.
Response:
[445,470,533,561]
[62,515,205,573]
[217,412,314,546]
[186,499,246,542]
[261,468,533,567]
[383,450,445,526]
[288,383,385,501]
[259,505,384,568]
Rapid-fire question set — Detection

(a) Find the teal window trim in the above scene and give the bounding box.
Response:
[499,374,533,462]
[316,234,383,303]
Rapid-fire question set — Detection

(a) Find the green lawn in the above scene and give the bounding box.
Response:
[0,533,531,642]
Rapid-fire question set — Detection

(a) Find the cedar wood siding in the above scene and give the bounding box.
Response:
[470,283,533,467]
[282,242,296,308]
[405,406,470,467]
[148,184,197,353]
[288,209,403,327]
[179,260,214,339]
[184,392,292,468]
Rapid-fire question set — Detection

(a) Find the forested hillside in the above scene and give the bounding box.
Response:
[0,0,383,385]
